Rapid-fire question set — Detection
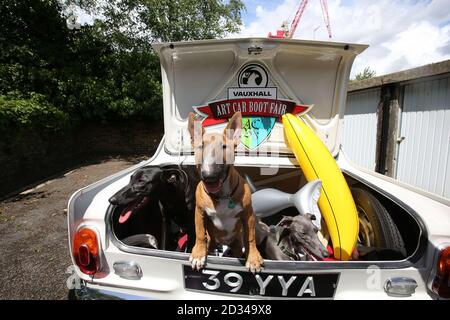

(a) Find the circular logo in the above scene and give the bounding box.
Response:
[238,64,268,88]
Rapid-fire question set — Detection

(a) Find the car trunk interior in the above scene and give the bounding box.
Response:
[110,164,423,264]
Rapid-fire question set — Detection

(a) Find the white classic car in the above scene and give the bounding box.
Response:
[67,38,450,300]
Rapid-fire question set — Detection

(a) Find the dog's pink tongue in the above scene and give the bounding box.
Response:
[205,181,221,194]
[119,210,133,224]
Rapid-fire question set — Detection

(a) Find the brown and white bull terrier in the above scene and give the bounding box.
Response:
[187,111,264,273]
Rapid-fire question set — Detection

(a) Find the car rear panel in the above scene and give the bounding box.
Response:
[80,244,434,299]
[68,150,447,300]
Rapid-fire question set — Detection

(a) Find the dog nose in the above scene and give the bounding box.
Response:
[201,169,220,183]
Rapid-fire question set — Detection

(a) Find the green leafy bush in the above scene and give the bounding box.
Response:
[0,92,70,134]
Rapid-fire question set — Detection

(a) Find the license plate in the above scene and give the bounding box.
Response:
[183,266,339,299]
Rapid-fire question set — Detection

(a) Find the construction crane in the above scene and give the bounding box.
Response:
[268,0,332,39]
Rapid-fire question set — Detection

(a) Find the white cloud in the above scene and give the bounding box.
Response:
[232,0,450,77]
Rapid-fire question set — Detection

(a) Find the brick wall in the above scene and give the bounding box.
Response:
[0,120,163,197]
[77,121,163,155]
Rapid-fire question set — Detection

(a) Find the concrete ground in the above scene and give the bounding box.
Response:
[0,155,146,299]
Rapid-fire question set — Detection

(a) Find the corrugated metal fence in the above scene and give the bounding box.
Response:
[342,88,380,171]
[342,73,450,199]
[396,76,450,198]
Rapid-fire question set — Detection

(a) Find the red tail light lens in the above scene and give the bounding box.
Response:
[73,228,100,275]
[432,246,450,298]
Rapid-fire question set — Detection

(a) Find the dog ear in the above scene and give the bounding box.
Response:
[167,174,177,183]
[188,112,204,147]
[278,215,294,228]
[225,112,242,147]
[160,170,176,184]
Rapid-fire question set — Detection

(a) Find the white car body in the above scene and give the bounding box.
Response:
[67,38,450,300]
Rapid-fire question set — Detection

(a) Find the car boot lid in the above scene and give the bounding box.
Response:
[152,38,367,157]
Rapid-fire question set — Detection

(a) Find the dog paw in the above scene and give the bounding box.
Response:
[245,251,264,274]
[189,246,207,271]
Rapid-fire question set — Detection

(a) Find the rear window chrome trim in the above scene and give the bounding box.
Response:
[164,148,297,159]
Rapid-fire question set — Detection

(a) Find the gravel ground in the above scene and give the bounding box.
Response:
[0,155,146,299]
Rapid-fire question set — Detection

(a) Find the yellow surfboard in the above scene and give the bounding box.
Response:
[282,113,359,260]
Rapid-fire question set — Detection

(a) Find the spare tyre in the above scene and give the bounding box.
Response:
[351,187,406,257]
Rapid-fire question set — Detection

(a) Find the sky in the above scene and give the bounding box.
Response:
[73,0,450,79]
[233,0,450,78]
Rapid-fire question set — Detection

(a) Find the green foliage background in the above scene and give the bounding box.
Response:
[0,0,245,135]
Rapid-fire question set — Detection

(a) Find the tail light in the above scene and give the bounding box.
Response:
[432,246,450,298]
[73,227,100,275]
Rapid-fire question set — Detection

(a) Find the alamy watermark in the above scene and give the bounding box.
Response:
[66,265,82,290]
[177,121,284,176]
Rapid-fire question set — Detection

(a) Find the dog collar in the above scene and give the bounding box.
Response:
[226,176,240,208]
